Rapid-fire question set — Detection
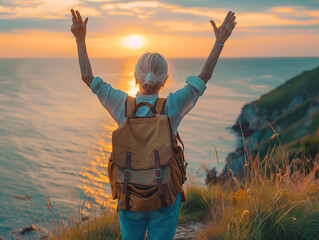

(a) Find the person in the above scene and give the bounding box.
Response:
[70,8,236,240]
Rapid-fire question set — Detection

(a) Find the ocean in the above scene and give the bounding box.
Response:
[1,57,319,238]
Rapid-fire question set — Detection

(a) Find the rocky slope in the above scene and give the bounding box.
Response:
[220,66,319,177]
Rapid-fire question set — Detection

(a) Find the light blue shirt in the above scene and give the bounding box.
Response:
[90,76,207,135]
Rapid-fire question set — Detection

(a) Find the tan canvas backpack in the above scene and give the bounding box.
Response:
[107,96,187,211]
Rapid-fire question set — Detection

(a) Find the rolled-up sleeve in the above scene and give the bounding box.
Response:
[165,76,207,133]
[185,75,206,96]
[90,76,127,124]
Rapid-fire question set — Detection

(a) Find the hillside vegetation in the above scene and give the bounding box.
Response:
[226,66,319,175]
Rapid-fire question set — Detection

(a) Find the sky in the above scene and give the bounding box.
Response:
[0,0,319,58]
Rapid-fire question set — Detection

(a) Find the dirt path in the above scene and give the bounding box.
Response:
[174,221,205,240]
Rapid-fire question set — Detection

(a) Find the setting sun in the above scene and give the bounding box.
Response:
[121,34,147,50]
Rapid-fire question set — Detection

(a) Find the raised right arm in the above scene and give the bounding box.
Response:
[70,9,127,124]
[198,11,237,84]
[70,9,94,88]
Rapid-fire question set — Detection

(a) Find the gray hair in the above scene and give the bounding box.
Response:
[135,52,168,93]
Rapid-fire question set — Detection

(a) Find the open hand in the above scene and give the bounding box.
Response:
[210,11,237,44]
[70,9,88,41]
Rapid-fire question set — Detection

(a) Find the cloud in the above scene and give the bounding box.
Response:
[105,1,163,9]
[106,10,133,16]
[97,1,319,37]
[151,21,207,32]
[157,0,319,11]
[0,0,100,20]
[86,0,118,2]
[270,6,319,19]
[259,75,272,79]
[1,0,319,34]
[0,0,319,57]
[0,18,68,32]
[249,85,270,92]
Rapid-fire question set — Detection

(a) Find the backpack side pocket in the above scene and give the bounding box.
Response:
[171,144,187,193]
[107,156,119,199]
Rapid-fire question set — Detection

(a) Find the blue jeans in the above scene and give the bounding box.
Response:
[118,193,181,240]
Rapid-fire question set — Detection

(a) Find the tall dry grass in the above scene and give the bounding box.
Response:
[195,125,319,240]
[48,199,121,240]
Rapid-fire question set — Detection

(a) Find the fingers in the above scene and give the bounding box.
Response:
[225,12,236,31]
[232,22,237,31]
[222,11,232,26]
[84,17,88,26]
[210,20,217,33]
[230,15,236,24]
[70,9,77,24]
[76,10,83,24]
[223,11,236,28]
[227,16,236,28]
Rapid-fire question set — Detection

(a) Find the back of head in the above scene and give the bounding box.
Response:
[135,52,168,94]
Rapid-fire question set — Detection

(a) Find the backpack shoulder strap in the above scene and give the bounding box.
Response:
[154,98,185,150]
[177,131,185,151]
[125,95,136,117]
[154,98,166,114]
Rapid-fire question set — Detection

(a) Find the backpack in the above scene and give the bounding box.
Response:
[107,96,187,211]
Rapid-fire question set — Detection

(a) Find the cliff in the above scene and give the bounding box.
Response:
[221,66,319,177]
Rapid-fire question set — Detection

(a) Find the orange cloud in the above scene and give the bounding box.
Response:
[271,6,319,17]
[106,10,134,16]
[152,21,207,32]
[238,13,319,27]
[115,1,162,9]
[101,1,166,12]
[0,1,100,19]
[101,1,183,20]
[173,7,319,27]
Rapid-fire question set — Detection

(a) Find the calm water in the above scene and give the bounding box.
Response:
[1,57,319,238]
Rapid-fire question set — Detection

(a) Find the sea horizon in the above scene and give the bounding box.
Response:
[1,56,319,59]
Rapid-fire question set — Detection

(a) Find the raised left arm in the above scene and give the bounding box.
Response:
[70,9,94,88]
[198,11,237,84]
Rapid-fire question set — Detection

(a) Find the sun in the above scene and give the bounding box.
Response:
[121,34,146,50]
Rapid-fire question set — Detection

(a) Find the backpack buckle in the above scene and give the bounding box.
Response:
[123,169,131,179]
[155,168,162,179]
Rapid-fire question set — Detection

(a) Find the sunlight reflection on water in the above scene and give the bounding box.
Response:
[77,60,139,209]
[78,121,117,209]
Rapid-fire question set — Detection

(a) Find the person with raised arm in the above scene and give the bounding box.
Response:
[70,8,236,240]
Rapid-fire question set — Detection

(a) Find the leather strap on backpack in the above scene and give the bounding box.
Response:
[154,98,166,114]
[131,102,157,118]
[125,96,136,117]
[177,132,185,151]
[154,150,167,207]
[126,96,165,117]
[122,152,132,210]
[155,97,184,150]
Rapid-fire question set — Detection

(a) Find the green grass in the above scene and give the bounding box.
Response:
[255,95,319,144]
[254,66,319,117]
[178,185,212,223]
[252,111,319,161]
